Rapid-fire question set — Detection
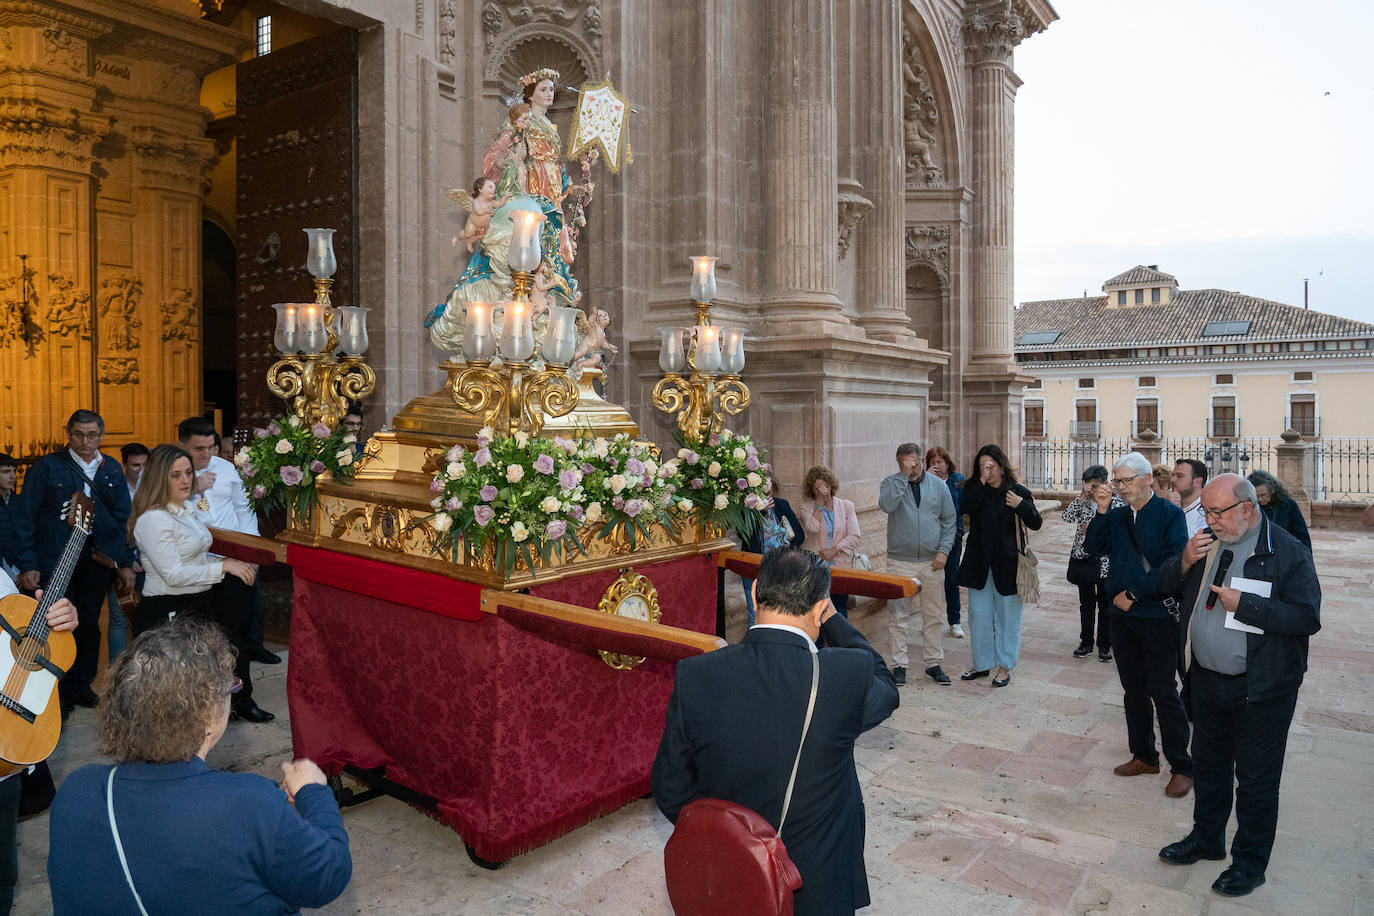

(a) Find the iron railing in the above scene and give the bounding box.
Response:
[1284,415,1320,438]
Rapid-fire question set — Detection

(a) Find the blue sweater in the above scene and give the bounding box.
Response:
[49,758,351,915]
[1084,494,1187,619]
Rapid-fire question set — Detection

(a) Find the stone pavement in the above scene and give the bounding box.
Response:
[15,518,1374,914]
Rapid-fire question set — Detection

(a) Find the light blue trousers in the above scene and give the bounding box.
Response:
[967,571,1023,671]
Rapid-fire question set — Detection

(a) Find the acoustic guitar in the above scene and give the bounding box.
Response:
[0,493,90,778]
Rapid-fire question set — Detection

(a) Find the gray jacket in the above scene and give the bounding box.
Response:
[879,472,956,562]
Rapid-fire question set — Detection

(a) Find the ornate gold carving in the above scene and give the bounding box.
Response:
[45,274,90,339]
[652,372,750,440]
[97,357,139,384]
[267,354,376,430]
[449,359,578,437]
[596,568,661,670]
[329,501,440,555]
[98,273,141,352]
[160,288,197,342]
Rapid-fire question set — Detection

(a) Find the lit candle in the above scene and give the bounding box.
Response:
[272,303,299,353]
[695,325,722,373]
[721,327,746,374]
[509,205,546,272]
[544,305,579,366]
[465,302,496,360]
[336,306,370,356]
[300,305,326,353]
[690,256,717,302]
[658,327,685,373]
[501,300,533,361]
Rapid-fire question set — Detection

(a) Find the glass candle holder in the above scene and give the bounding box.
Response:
[272,303,300,353]
[336,306,370,356]
[464,301,496,361]
[695,324,722,373]
[501,299,534,361]
[690,256,717,302]
[721,327,746,374]
[508,201,546,273]
[544,304,579,366]
[299,304,326,354]
[658,327,686,373]
[304,228,337,279]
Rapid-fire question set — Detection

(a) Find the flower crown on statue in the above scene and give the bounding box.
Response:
[519,68,561,89]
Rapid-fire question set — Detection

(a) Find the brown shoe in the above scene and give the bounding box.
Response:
[1165,773,1193,798]
[1113,757,1161,777]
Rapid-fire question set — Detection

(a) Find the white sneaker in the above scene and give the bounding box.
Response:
[949,624,965,638]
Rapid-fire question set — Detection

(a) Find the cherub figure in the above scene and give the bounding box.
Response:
[530,261,557,320]
[573,307,618,369]
[447,176,510,252]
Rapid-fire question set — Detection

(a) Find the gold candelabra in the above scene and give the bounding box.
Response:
[266,229,376,428]
[651,256,751,440]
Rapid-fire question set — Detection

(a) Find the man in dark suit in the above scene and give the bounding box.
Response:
[652,548,899,915]
[1155,473,1320,898]
[11,410,135,711]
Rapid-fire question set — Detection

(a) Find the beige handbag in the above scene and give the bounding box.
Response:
[1015,518,1040,605]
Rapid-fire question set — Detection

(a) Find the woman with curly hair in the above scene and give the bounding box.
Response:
[1248,469,1311,550]
[47,617,351,914]
[799,465,862,616]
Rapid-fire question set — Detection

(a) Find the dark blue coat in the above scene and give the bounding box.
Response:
[1084,493,1187,618]
[652,614,899,916]
[743,496,806,554]
[11,451,133,574]
[0,494,20,570]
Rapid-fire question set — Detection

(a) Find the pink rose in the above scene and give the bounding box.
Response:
[310,460,325,474]
[251,485,266,499]
[311,422,331,437]
[474,505,495,526]
[280,466,303,486]
[545,519,567,540]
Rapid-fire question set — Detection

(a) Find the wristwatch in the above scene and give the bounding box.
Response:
[1124,589,1137,602]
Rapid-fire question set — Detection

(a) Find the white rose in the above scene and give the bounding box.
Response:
[707,461,722,478]
[593,438,610,458]
[477,426,495,441]
[507,464,525,483]
[510,521,529,542]
[609,474,627,494]
[747,472,762,488]
[677,499,693,512]
[336,449,354,466]
[446,461,465,478]
[234,447,250,467]
[514,430,530,447]
[539,495,561,513]
[677,448,690,459]
[644,460,658,477]
[733,447,747,460]
[721,429,733,441]
[275,439,292,454]
[432,513,453,532]
[288,415,302,427]
[713,494,729,510]
[585,502,603,523]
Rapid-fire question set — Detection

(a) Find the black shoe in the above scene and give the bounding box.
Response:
[73,685,99,708]
[1099,650,1113,662]
[1212,865,1265,897]
[925,665,951,685]
[892,666,907,686]
[1073,643,1092,658]
[960,667,990,681]
[231,704,276,724]
[1159,836,1227,866]
[251,647,282,665]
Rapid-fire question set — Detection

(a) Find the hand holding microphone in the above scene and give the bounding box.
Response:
[1205,549,1235,610]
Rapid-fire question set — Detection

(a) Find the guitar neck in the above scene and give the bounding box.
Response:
[28,525,91,642]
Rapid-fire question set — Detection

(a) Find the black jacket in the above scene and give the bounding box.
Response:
[1262,498,1311,551]
[1158,513,1320,702]
[1084,494,1187,619]
[652,614,898,916]
[0,494,20,571]
[743,496,806,554]
[12,451,134,574]
[956,480,1041,596]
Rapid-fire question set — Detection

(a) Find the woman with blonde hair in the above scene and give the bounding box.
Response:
[48,617,351,913]
[799,465,862,616]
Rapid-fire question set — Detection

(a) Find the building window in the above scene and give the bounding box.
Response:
[1117,291,1126,306]
[1134,288,1144,304]
[1024,401,1045,438]
[1073,399,1099,438]
[256,15,272,57]
[1134,398,1160,437]
[1138,375,1157,388]
[1151,287,1161,303]
[1214,373,1235,386]
[1210,397,1237,438]
[1025,378,1042,389]
[1292,370,1314,382]
[1288,395,1317,437]
[1076,377,1095,390]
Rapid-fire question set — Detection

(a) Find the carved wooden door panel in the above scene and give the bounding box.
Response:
[234,28,358,429]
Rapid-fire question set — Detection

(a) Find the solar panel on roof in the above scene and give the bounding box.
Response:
[1201,320,1252,337]
[1017,331,1062,346]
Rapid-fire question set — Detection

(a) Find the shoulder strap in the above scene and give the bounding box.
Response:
[1123,509,1151,571]
[106,767,151,916]
[777,651,819,842]
[61,452,119,516]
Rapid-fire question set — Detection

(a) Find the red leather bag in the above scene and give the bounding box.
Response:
[663,797,802,915]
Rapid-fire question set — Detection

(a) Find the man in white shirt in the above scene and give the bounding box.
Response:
[1171,459,1210,538]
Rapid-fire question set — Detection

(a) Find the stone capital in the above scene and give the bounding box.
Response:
[0,97,110,170]
[131,124,220,193]
[964,1,1023,64]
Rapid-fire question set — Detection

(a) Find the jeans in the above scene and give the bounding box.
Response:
[944,533,963,625]
[1111,612,1192,774]
[966,571,1023,671]
[1077,580,1111,652]
[105,585,128,662]
[741,575,756,627]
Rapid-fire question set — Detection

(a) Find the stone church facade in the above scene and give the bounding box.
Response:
[2,0,1056,554]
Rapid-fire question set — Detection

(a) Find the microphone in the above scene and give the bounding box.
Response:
[1205,549,1235,610]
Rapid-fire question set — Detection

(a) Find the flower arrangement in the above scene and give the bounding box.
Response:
[236,415,359,518]
[672,428,770,541]
[425,427,766,575]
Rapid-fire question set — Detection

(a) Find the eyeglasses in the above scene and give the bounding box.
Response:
[1111,475,1141,488]
[1203,500,1244,521]
[68,430,103,441]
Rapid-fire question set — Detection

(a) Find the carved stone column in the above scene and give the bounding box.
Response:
[761,0,850,334]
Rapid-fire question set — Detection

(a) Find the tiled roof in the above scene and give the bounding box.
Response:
[1013,288,1374,351]
[1102,265,1178,289]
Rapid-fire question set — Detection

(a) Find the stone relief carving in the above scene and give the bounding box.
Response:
[45,275,91,339]
[42,27,84,74]
[0,272,40,349]
[901,23,945,187]
[99,273,142,352]
[98,357,140,385]
[161,288,198,343]
[483,0,602,59]
[439,0,458,66]
[130,125,219,193]
[904,224,951,287]
[965,0,1025,62]
[0,99,109,170]
[156,65,199,103]
[415,0,425,35]
[941,9,964,70]
[836,178,872,261]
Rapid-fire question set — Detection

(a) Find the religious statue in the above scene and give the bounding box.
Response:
[448,177,511,253]
[573,308,618,370]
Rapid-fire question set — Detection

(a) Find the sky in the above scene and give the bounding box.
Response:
[1013,0,1374,323]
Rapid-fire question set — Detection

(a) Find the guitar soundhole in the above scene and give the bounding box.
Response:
[9,630,48,673]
